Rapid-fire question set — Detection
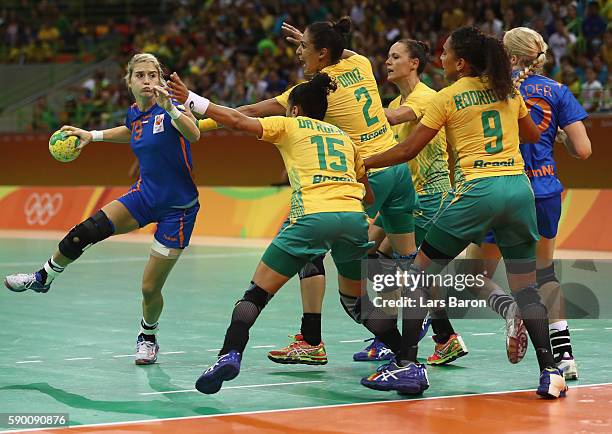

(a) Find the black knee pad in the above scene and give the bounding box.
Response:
[514,284,542,309]
[238,282,273,312]
[420,241,453,267]
[298,255,325,280]
[58,210,115,260]
[537,263,559,286]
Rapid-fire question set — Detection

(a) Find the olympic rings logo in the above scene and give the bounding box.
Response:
[23,193,63,226]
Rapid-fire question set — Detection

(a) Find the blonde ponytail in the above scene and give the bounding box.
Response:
[503,27,548,91]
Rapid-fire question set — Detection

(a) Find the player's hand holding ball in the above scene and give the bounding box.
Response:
[48,125,91,162]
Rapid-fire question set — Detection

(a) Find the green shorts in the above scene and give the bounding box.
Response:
[373,190,448,247]
[263,212,373,279]
[366,165,418,234]
[425,175,539,259]
[414,191,448,246]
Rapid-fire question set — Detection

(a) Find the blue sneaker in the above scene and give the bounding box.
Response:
[353,337,395,361]
[537,367,568,399]
[361,361,429,395]
[419,314,432,341]
[195,350,241,394]
[353,315,430,362]
[4,272,50,293]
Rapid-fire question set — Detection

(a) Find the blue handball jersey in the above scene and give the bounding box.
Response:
[125,102,198,209]
[518,74,587,198]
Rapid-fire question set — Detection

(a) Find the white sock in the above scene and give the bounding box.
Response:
[140,318,159,335]
[43,258,65,283]
[549,320,568,332]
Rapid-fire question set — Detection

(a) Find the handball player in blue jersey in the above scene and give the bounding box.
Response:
[4,53,201,365]
[467,28,591,380]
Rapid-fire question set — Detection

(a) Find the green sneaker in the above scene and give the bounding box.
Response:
[426,333,468,365]
[267,334,328,365]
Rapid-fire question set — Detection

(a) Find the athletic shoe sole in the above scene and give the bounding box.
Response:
[361,378,428,395]
[195,363,240,394]
[267,355,328,365]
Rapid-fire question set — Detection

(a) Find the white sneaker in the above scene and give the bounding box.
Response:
[4,272,50,293]
[557,355,579,380]
[505,302,528,364]
[135,334,159,365]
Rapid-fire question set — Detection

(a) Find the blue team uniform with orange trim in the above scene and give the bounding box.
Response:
[484,74,587,242]
[118,102,199,249]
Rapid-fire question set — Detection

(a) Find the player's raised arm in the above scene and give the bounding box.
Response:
[60,125,131,149]
[153,85,200,143]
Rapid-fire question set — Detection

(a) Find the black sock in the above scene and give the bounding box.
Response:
[377,326,402,355]
[301,313,322,346]
[520,303,556,371]
[219,285,271,356]
[431,310,455,344]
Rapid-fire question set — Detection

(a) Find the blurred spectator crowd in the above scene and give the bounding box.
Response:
[1,0,609,131]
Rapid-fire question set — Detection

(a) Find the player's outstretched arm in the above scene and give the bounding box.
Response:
[384,107,417,125]
[203,102,263,137]
[153,85,200,143]
[60,125,131,149]
[558,121,592,160]
[364,123,437,170]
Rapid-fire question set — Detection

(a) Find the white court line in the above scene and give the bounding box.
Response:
[471,332,496,336]
[571,328,585,331]
[159,351,186,355]
[207,348,221,352]
[606,327,612,330]
[3,381,612,434]
[339,339,364,343]
[252,345,275,349]
[112,354,133,358]
[140,380,324,396]
[15,360,42,364]
[65,357,93,361]
[0,252,260,268]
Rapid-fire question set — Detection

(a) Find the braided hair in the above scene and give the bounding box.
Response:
[503,27,549,91]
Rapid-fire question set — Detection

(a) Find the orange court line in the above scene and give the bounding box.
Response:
[9,384,612,434]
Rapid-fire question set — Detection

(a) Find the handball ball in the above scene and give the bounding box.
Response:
[49,130,81,162]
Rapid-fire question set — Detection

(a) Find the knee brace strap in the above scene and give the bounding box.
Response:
[298,255,325,280]
[537,263,558,286]
[514,284,541,309]
[58,210,115,260]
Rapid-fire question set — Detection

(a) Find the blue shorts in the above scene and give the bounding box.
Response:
[118,189,199,249]
[483,194,561,244]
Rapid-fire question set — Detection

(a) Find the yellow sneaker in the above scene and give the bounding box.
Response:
[426,333,468,365]
[267,334,328,365]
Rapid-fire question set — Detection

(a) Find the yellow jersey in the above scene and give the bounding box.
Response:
[275,54,396,161]
[258,116,366,220]
[389,82,451,195]
[420,76,528,184]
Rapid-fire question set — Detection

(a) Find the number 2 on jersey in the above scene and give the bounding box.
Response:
[312,136,347,172]
[354,87,379,127]
[482,110,503,154]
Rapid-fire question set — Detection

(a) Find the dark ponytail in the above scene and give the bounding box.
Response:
[398,39,430,74]
[449,27,514,100]
[306,16,352,64]
[288,73,338,120]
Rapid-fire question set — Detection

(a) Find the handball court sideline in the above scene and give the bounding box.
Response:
[1,233,611,433]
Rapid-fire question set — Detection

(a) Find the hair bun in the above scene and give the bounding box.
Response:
[416,40,430,55]
[332,16,352,35]
[310,72,338,96]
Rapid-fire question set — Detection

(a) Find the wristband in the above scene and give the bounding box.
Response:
[90,130,103,141]
[168,105,182,120]
[186,91,210,115]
